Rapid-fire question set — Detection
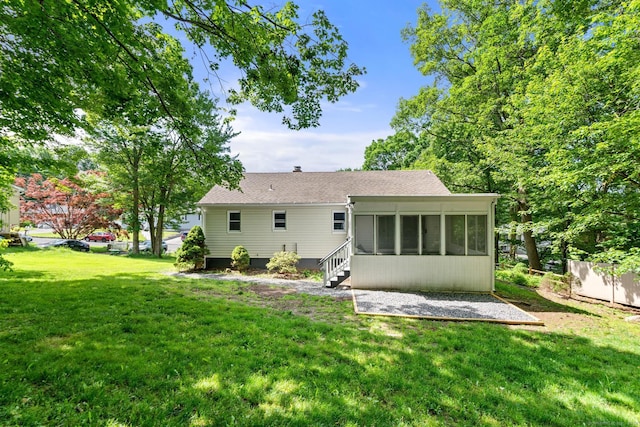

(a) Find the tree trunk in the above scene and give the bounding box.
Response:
[154,204,165,258]
[131,182,140,254]
[518,188,542,271]
[519,204,542,271]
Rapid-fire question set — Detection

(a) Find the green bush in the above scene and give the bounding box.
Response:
[541,272,571,294]
[231,245,250,271]
[0,238,12,272]
[174,226,209,272]
[266,251,300,274]
[511,272,529,286]
[512,263,528,274]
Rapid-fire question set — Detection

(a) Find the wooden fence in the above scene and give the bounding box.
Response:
[568,260,640,308]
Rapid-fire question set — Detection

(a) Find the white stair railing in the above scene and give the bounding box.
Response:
[319,237,352,287]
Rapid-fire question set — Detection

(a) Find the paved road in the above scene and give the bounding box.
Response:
[32,235,183,253]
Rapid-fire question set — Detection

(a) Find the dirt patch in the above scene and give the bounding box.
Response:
[505,286,640,332]
[249,284,298,298]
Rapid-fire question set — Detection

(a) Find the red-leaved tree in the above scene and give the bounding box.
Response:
[16,173,121,239]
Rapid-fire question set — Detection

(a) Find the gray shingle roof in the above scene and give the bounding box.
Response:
[198,170,451,205]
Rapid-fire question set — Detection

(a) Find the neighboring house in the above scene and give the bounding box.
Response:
[197,169,499,292]
[177,212,202,231]
[0,185,21,232]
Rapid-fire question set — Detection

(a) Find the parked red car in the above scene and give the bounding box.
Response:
[85,231,116,242]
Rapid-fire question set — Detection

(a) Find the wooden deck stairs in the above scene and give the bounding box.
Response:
[319,238,352,288]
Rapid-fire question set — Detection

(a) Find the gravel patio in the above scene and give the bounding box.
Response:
[173,272,542,325]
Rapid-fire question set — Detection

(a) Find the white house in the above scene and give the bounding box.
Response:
[197,169,499,292]
[0,185,21,232]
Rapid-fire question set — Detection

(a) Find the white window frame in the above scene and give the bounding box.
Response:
[332,210,346,233]
[273,210,287,231]
[227,210,241,232]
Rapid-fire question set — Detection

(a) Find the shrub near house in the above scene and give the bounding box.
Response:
[231,246,250,271]
[174,226,208,271]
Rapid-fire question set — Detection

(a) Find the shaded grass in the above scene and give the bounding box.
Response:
[0,248,639,426]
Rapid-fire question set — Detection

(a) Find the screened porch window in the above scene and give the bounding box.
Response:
[422,215,441,255]
[354,215,374,254]
[377,215,395,254]
[467,215,488,255]
[354,214,395,255]
[445,215,466,255]
[401,215,419,254]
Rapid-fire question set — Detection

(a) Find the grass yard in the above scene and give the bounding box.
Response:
[1,248,639,426]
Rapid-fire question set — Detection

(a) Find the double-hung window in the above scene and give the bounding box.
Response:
[273,211,286,230]
[228,211,241,232]
[333,211,346,232]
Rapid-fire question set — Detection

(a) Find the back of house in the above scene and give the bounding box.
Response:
[198,169,498,292]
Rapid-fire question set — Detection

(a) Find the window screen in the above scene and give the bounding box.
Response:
[467,215,487,255]
[422,215,441,255]
[377,215,395,254]
[445,215,466,255]
[401,215,419,254]
[354,215,374,254]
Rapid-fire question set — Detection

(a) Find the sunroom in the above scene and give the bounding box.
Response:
[346,194,498,292]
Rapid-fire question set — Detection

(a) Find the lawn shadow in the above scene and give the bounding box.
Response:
[495,280,595,316]
[2,272,638,426]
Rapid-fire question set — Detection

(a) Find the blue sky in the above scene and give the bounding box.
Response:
[196,1,439,172]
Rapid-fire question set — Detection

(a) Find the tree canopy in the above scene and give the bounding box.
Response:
[16,172,121,239]
[0,0,365,210]
[370,0,640,269]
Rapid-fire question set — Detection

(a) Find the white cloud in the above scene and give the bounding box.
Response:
[230,127,390,172]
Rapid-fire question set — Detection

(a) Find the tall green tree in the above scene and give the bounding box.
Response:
[88,94,242,257]
[0,0,365,214]
[379,0,639,270]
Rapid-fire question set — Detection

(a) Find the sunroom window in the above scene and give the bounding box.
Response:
[422,215,441,255]
[354,215,374,254]
[377,215,395,254]
[401,215,419,254]
[467,215,487,255]
[445,215,466,255]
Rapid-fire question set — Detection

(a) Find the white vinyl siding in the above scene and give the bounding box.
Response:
[1,187,20,232]
[351,255,493,292]
[203,205,348,259]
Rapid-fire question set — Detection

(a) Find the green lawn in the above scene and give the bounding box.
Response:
[1,248,639,426]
